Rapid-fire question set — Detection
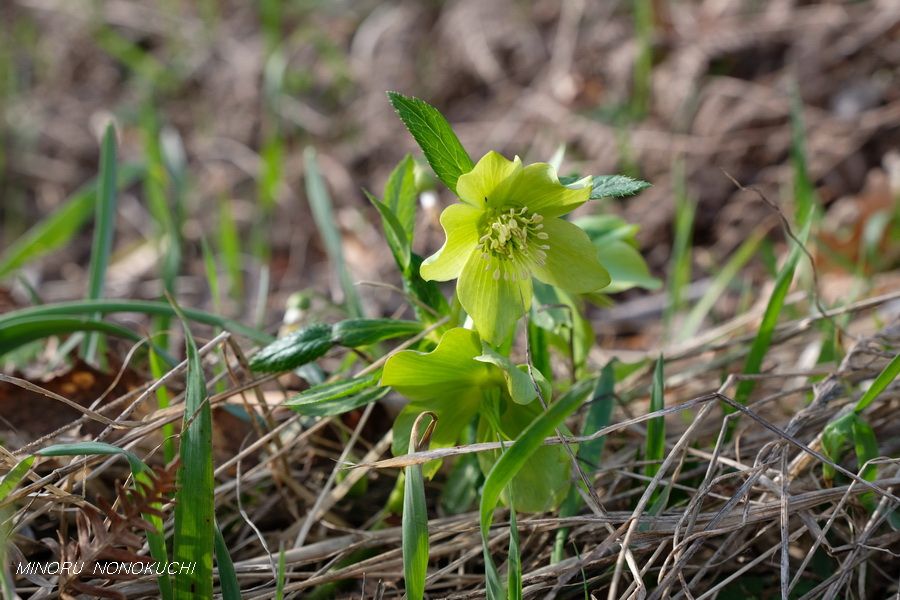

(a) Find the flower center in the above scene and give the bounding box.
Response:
[478,207,550,280]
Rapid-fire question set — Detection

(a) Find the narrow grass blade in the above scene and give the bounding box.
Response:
[0,316,175,365]
[304,147,363,317]
[665,159,694,332]
[0,300,272,344]
[386,92,474,195]
[364,189,411,271]
[288,387,388,417]
[171,303,215,599]
[730,94,817,406]
[149,343,176,463]
[732,218,812,407]
[479,384,588,599]
[81,123,119,364]
[632,0,653,117]
[214,524,240,600]
[218,197,243,301]
[403,412,436,600]
[507,504,522,600]
[35,442,173,600]
[645,355,670,513]
[0,456,34,503]
[275,543,286,600]
[141,107,180,293]
[853,352,900,413]
[679,226,767,341]
[645,355,665,479]
[383,154,418,242]
[0,456,34,599]
[0,165,142,280]
[552,363,616,563]
[200,236,222,314]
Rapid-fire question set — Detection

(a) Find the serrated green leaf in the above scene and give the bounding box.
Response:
[440,440,480,515]
[387,92,474,195]
[249,323,334,373]
[331,318,422,348]
[587,174,651,199]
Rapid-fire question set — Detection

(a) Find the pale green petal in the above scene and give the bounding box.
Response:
[457,251,532,346]
[456,151,522,208]
[530,218,610,293]
[490,163,590,218]
[420,204,482,281]
[381,327,496,401]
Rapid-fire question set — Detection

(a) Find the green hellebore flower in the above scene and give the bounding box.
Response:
[420,151,611,344]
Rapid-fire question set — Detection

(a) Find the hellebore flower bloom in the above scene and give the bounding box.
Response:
[420,151,610,344]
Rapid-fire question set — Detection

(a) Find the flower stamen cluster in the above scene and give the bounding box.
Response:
[478,207,550,280]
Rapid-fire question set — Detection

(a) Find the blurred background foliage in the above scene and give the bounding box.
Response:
[1,0,898,339]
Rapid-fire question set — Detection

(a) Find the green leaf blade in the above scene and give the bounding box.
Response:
[81,124,120,363]
[331,318,422,348]
[387,92,474,195]
[0,164,143,281]
[402,415,432,600]
[586,175,651,199]
[854,352,900,414]
[172,315,215,600]
[249,323,334,373]
[384,154,418,242]
[304,147,364,318]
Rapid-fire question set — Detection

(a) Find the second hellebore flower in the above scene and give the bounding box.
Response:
[421,151,610,344]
